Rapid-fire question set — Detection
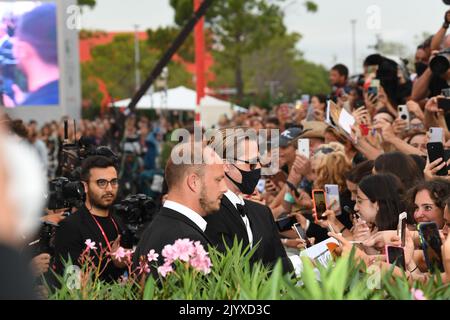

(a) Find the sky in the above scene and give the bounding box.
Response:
[80,0,450,74]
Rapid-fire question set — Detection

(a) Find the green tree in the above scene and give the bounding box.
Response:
[147,27,195,63]
[295,59,331,95]
[170,0,317,103]
[243,33,302,99]
[77,0,96,8]
[81,33,192,106]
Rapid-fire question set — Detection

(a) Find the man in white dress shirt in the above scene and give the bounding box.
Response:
[133,142,228,270]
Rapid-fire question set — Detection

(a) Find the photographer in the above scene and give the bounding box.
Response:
[412,11,450,103]
[53,156,130,283]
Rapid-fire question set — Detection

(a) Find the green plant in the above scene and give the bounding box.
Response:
[47,240,450,300]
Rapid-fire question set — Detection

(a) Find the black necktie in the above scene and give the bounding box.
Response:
[236,204,248,218]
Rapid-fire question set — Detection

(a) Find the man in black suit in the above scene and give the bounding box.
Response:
[205,127,300,274]
[133,142,227,272]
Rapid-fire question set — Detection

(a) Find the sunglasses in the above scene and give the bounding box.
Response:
[230,158,261,170]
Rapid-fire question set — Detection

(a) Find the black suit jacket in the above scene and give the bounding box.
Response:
[133,207,212,270]
[204,196,293,274]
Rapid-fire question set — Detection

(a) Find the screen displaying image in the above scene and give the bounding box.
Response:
[314,191,326,218]
[0,1,59,108]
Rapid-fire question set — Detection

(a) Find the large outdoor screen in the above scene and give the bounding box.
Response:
[0,1,59,108]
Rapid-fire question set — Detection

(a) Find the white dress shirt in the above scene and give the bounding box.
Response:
[163,200,207,232]
[224,190,254,248]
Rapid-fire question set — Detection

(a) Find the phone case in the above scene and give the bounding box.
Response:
[397,212,407,247]
[297,139,310,158]
[312,189,327,223]
[427,142,447,176]
[385,245,406,270]
[417,223,445,273]
[397,105,410,129]
[325,184,341,216]
[429,127,443,143]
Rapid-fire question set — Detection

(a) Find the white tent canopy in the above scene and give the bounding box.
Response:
[109,86,246,127]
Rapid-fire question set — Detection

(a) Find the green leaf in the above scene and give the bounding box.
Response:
[143,276,156,300]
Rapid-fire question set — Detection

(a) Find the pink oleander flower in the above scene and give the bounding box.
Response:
[172,238,195,262]
[111,246,126,261]
[157,263,174,277]
[190,254,212,274]
[193,241,208,258]
[84,239,97,250]
[411,288,426,300]
[161,244,177,263]
[147,249,159,263]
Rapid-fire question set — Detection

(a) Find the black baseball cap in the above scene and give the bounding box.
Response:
[279,127,303,148]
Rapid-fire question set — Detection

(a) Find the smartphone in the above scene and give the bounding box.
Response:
[297,139,310,158]
[397,212,407,247]
[256,179,266,193]
[437,97,450,111]
[368,79,380,97]
[325,184,341,216]
[286,180,300,198]
[312,189,327,222]
[397,105,410,130]
[429,127,444,143]
[301,94,310,108]
[427,142,447,176]
[385,245,406,270]
[367,86,378,97]
[275,215,297,232]
[292,223,311,247]
[417,222,445,273]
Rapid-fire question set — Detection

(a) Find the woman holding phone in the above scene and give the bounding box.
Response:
[352,174,406,246]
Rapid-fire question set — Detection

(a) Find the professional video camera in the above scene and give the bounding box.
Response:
[113,194,157,248]
[47,177,85,210]
[58,120,120,180]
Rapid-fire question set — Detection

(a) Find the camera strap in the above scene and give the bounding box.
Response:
[89,213,119,252]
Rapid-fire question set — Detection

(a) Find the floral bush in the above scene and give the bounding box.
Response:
[45,239,450,300]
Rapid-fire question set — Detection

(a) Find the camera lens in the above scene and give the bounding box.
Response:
[430,54,450,76]
[401,115,407,120]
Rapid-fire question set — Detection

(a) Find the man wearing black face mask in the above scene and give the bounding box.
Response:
[204,127,297,274]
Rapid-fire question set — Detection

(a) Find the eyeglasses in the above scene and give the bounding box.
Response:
[230,158,261,170]
[94,178,119,189]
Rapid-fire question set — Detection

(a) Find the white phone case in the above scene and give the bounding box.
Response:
[397,105,410,130]
[297,139,310,158]
[429,127,444,143]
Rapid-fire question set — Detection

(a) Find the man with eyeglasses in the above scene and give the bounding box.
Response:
[53,156,128,283]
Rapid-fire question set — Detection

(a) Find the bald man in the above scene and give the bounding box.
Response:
[133,142,227,271]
